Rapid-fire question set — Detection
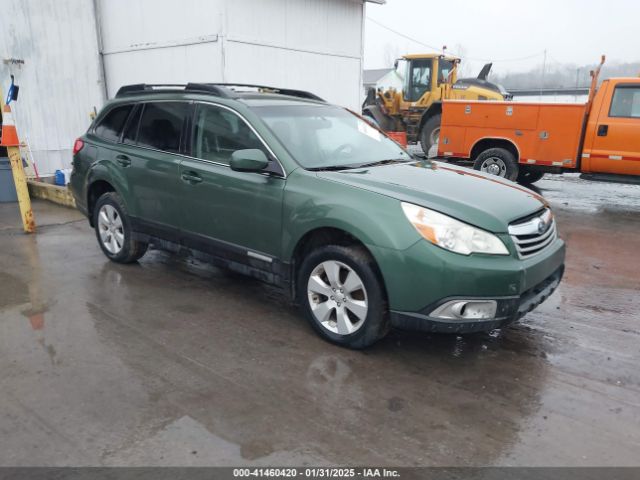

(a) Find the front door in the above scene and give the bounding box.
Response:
[179,103,285,263]
[587,83,640,175]
[404,58,433,106]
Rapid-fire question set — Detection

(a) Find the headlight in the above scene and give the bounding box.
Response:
[401,202,509,255]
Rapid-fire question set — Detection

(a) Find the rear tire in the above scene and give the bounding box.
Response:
[419,114,441,157]
[517,169,545,184]
[297,245,389,349]
[93,192,147,264]
[473,147,519,181]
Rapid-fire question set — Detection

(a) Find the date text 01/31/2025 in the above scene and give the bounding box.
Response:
[232,468,400,478]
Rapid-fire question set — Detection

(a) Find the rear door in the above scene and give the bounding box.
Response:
[585,83,640,175]
[81,103,133,206]
[118,101,190,237]
[179,102,285,261]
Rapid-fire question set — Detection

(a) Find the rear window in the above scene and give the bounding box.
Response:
[94,104,133,142]
[609,86,640,118]
[136,102,189,154]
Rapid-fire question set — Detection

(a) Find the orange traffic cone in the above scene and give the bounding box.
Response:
[1,104,20,147]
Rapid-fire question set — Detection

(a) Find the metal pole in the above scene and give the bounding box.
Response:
[1,87,36,233]
[540,49,547,97]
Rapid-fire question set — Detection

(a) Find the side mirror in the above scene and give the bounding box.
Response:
[230,149,269,172]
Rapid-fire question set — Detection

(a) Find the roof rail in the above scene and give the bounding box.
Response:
[211,83,325,102]
[115,83,234,98]
[114,82,325,102]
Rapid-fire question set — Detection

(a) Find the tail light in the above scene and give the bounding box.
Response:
[72,138,84,155]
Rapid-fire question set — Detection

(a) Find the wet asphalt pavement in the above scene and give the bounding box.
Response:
[0,174,639,466]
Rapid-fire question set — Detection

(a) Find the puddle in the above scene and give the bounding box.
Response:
[0,271,29,310]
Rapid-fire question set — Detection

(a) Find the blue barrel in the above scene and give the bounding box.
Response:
[0,157,18,203]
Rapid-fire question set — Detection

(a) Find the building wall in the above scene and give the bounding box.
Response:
[376,69,403,92]
[98,0,365,108]
[223,0,364,108]
[0,0,104,175]
[1,0,367,175]
[97,0,226,96]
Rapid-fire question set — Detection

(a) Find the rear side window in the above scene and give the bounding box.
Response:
[137,102,189,153]
[609,86,640,118]
[122,104,142,145]
[94,104,133,142]
[191,104,266,165]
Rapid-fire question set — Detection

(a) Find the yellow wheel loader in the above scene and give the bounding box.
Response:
[362,54,510,156]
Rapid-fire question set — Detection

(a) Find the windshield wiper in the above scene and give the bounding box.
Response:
[347,158,413,169]
[306,165,360,171]
[307,158,412,172]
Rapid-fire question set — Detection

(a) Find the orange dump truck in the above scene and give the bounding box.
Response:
[438,58,640,184]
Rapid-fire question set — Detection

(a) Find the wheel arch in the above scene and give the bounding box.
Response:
[86,178,117,227]
[288,226,388,302]
[418,103,442,129]
[470,137,520,162]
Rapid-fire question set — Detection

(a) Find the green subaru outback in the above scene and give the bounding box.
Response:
[70,83,564,348]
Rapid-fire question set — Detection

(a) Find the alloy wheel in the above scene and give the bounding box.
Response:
[307,260,368,336]
[98,204,124,254]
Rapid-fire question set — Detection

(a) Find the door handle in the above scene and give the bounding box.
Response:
[115,154,131,167]
[597,124,608,136]
[181,171,203,184]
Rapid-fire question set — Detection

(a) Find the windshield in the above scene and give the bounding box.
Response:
[252,104,411,169]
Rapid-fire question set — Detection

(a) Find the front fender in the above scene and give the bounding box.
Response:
[281,169,421,260]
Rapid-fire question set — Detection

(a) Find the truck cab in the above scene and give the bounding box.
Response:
[582,78,640,177]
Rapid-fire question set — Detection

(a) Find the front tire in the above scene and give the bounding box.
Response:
[473,147,519,181]
[93,192,147,264]
[419,114,441,157]
[297,245,389,349]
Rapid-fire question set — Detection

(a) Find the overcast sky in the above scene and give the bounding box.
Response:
[364,0,640,75]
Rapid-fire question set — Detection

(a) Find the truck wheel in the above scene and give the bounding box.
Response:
[517,169,545,184]
[297,245,389,349]
[419,114,441,157]
[473,148,519,181]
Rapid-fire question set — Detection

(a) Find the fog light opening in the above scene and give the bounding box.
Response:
[430,300,497,321]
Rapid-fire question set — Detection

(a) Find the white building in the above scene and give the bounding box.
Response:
[0,0,384,175]
[363,67,402,96]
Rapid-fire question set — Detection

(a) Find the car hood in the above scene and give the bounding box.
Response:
[317,161,548,233]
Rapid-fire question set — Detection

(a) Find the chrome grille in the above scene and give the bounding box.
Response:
[508,208,557,259]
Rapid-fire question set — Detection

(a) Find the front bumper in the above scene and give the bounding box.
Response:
[389,265,564,333]
[367,232,565,334]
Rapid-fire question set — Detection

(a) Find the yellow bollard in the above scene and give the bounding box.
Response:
[1,98,35,233]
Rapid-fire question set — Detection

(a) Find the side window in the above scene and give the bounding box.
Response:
[407,59,432,102]
[94,104,133,142]
[437,59,454,86]
[192,104,266,165]
[609,86,640,118]
[122,104,142,144]
[137,102,189,153]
